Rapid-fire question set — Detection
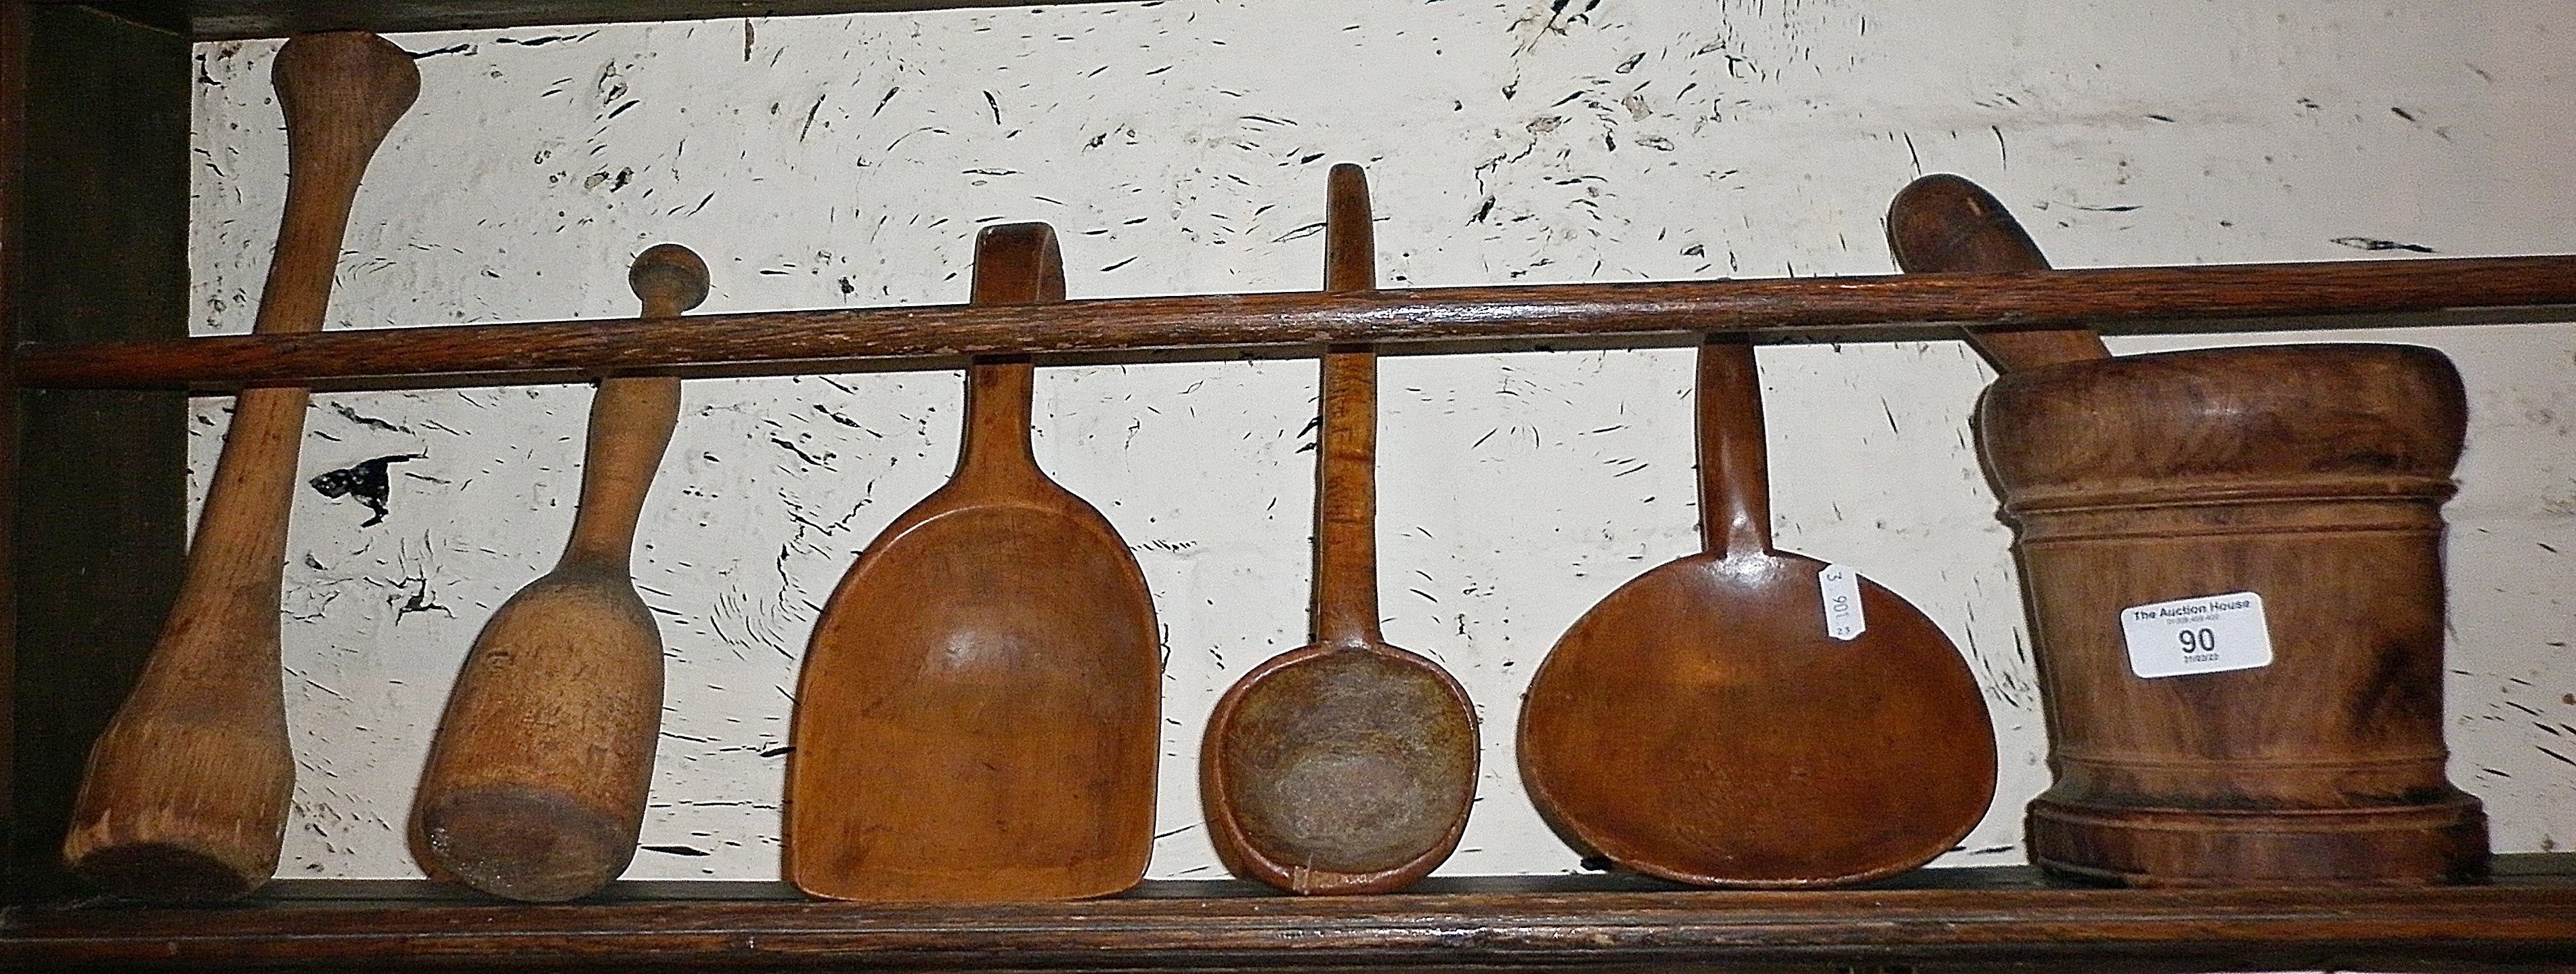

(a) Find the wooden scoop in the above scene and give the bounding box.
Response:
[60,32,418,902]
[409,245,707,902]
[785,224,1160,902]
[1200,164,1479,895]
[1885,173,2110,371]
[1515,335,1997,887]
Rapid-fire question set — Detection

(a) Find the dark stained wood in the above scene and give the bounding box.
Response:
[60,31,418,902]
[0,0,24,896]
[5,1,191,906]
[1202,164,1477,895]
[1978,343,2489,886]
[1886,173,2110,370]
[1517,333,1996,888]
[7,857,2576,971]
[18,253,2576,393]
[35,0,1147,41]
[410,245,706,903]
[785,223,1159,902]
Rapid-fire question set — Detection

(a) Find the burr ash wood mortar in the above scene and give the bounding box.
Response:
[1892,174,2489,886]
[60,31,419,902]
[785,223,1160,902]
[1200,164,1479,895]
[1516,334,1996,887]
[409,245,707,902]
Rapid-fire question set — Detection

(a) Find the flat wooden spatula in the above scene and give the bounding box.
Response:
[786,224,1160,902]
[62,31,418,902]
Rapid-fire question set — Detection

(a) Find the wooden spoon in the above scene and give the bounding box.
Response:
[59,32,418,902]
[1885,173,2110,370]
[1200,163,1479,895]
[785,223,1160,902]
[409,244,707,902]
[1516,335,1997,887]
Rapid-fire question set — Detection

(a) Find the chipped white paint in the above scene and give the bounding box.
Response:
[185,1,2576,881]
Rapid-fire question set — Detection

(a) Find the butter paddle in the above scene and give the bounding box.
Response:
[785,224,1160,902]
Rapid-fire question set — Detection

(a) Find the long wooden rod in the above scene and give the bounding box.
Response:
[20,253,2576,391]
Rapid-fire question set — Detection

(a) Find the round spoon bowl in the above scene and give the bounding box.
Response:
[1206,644,1477,881]
[1519,551,1995,887]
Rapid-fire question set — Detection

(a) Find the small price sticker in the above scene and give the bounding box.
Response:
[1819,564,1865,641]
[2119,591,2274,679]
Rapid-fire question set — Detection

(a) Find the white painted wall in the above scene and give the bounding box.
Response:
[185,0,2576,882]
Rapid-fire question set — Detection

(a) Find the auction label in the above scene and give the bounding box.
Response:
[1818,564,1865,641]
[2120,591,2273,679]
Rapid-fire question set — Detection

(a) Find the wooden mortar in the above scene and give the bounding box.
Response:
[1977,343,2489,886]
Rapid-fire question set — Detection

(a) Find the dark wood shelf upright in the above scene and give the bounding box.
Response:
[1,0,190,906]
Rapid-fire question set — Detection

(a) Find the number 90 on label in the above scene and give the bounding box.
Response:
[2118,591,2274,679]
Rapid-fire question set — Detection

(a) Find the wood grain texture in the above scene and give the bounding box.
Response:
[18,255,2576,392]
[170,0,1139,41]
[7,857,2576,971]
[58,30,417,902]
[785,222,1159,902]
[1517,335,1995,887]
[1978,343,2489,886]
[1202,163,1478,895]
[410,244,707,902]
[5,4,195,905]
[1885,173,2110,370]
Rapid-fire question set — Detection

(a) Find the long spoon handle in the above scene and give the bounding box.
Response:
[1697,336,1771,559]
[1886,173,2110,371]
[563,246,704,567]
[62,32,418,902]
[1311,163,1380,650]
[954,224,1063,487]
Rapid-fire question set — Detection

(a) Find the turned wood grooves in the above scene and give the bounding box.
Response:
[18,254,2576,391]
[58,31,418,902]
[1980,343,2489,887]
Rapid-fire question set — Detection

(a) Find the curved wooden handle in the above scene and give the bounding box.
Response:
[409,245,706,902]
[62,32,418,902]
[1697,336,1771,559]
[955,224,1064,486]
[1885,173,2110,372]
[1311,163,1381,649]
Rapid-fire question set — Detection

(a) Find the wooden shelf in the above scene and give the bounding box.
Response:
[19,254,2576,392]
[7,855,2576,971]
[8,5,2576,973]
[38,0,1143,41]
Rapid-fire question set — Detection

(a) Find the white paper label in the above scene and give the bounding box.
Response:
[2120,591,2274,679]
[1819,564,1865,641]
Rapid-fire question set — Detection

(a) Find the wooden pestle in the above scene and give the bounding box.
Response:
[1884,173,2110,371]
[410,245,707,902]
[60,32,420,902]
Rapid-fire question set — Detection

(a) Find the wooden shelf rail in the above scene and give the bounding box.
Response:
[18,254,2576,393]
[8,858,2576,971]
